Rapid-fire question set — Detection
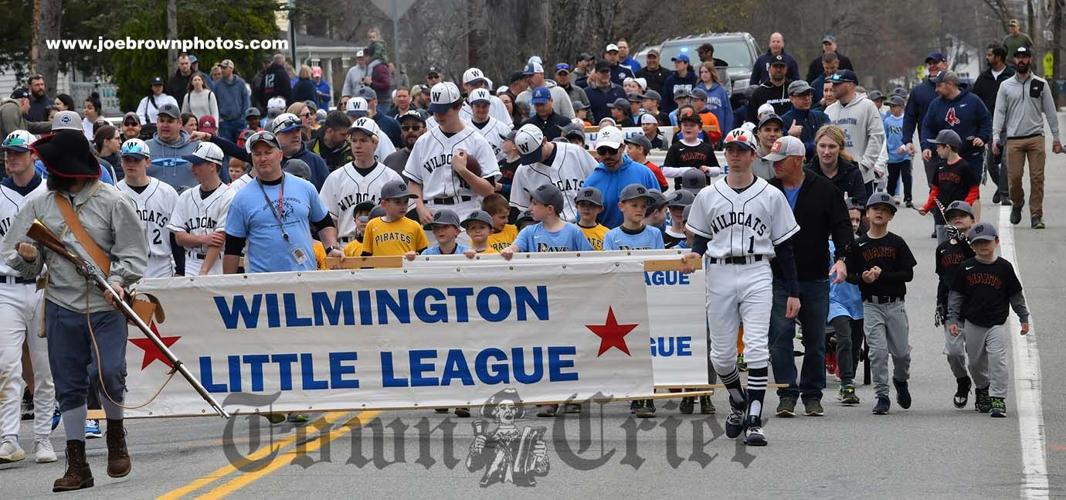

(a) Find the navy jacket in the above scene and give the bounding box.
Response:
[808,157,869,205]
[373,113,403,148]
[806,52,854,83]
[780,107,831,160]
[971,66,1015,117]
[586,83,626,123]
[902,77,937,144]
[920,89,992,161]
[750,50,801,85]
[661,71,698,113]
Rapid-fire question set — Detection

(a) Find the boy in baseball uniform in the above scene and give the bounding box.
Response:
[933,201,977,408]
[482,194,518,253]
[461,210,499,255]
[603,184,665,250]
[845,192,917,415]
[683,128,801,446]
[342,201,376,257]
[947,222,1031,417]
[116,139,179,278]
[574,187,608,251]
[361,180,429,256]
[417,209,467,257]
[510,124,597,223]
[169,142,235,276]
[501,184,593,257]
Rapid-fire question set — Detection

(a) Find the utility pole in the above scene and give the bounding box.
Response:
[166,0,177,77]
[288,0,298,66]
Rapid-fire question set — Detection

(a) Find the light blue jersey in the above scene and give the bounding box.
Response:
[603,225,665,250]
[514,222,593,252]
[226,173,328,273]
[422,243,468,255]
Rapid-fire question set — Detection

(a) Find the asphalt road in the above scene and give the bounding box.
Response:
[3,121,1066,499]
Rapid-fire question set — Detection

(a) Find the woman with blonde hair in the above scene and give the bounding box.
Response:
[694,61,732,135]
[809,125,868,204]
[286,101,317,143]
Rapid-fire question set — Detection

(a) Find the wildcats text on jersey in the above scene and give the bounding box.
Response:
[707,211,768,237]
[136,208,170,229]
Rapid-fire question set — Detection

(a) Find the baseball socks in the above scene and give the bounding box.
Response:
[745,367,768,420]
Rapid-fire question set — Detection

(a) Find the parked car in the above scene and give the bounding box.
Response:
[656,32,759,96]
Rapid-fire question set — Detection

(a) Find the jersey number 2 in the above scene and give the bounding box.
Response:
[152,229,163,245]
[747,236,754,254]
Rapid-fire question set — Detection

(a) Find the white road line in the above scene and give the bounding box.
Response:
[998,205,1049,499]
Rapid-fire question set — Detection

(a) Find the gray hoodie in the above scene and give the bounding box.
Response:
[825,94,885,184]
[147,130,199,193]
[992,72,1061,144]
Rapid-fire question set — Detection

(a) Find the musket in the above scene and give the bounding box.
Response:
[27,219,229,419]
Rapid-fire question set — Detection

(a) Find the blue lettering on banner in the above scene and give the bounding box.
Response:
[649,336,692,357]
[196,346,579,393]
[213,286,550,330]
[644,271,690,287]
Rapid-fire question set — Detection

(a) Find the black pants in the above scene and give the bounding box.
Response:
[887,161,912,201]
[986,145,1009,198]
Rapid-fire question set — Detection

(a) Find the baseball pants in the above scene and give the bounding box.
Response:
[0,282,54,438]
[963,323,1010,398]
[1006,136,1046,218]
[864,301,911,398]
[705,261,771,373]
[943,324,968,379]
[768,279,830,401]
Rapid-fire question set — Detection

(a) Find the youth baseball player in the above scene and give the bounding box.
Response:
[466,88,512,161]
[320,117,404,242]
[116,139,179,278]
[404,82,501,222]
[460,67,514,128]
[0,130,56,464]
[684,128,801,447]
[168,142,235,276]
[510,124,597,222]
[346,98,397,161]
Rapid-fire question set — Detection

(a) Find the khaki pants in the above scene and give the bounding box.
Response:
[1006,136,1046,218]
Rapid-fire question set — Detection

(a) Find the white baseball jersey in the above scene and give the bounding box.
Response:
[229,173,254,192]
[167,183,236,276]
[403,125,501,219]
[319,162,403,242]
[0,177,47,276]
[467,116,511,161]
[117,178,179,278]
[685,176,799,258]
[459,95,514,129]
[374,132,396,162]
[509,142,597,222]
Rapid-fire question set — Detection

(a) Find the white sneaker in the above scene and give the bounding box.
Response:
[0,438,26,463]
[34,438,57,463]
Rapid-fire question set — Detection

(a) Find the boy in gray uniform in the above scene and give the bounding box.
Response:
[947,222,1030,417]
[845,192,917,415]
[2,129,147,491]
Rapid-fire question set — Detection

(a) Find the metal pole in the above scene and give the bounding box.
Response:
[289,0,298,66]
[392,0,401,71]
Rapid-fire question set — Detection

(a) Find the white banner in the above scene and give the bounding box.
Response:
[406,251,710,387]
[126,261,654,417]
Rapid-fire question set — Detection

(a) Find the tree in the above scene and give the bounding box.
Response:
[30,0,61,94]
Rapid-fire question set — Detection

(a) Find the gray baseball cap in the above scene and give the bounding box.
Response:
[681,168,708,193]
[865,192,898,212]
[574,186,604,206]
[928,129,962,149]
[787,80,814,96]
[380,180,415,200]
[531,184,564,214]
[423,209,461,230]
[887,95,906,107]
[619,183,656,203]
[868,89,885,101]
[643,89,662,102]
[245,130,281,152]
[368,205,386,219]
[51,111,83,132]
[967,221,998,242]
[515,209,535,225]
[461,210,494,229]
[667,189,695,208]
[646,189,668,211]
[157,102,181,119]
[357,87,377,101]
[624,134,652,152]
[282,159,312,180]
[944,200,975,218]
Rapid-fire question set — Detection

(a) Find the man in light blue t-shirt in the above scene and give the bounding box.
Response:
[223,132,342,273]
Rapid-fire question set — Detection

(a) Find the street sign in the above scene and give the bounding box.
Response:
[371,0,416,20]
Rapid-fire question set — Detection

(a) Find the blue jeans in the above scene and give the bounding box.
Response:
[218,118,246,143]
[768,279,830,401]
[46,301,128,412]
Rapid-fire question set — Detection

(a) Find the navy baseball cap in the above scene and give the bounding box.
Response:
[671,53,690,63]
[10,87,30,100]
[555,63,571,74]
[150,76,164,85]
[531,87,551,105]
[829,70,858,84]
[769,54,787,66]
[1014,46,1032,57]
[925,52,946,63]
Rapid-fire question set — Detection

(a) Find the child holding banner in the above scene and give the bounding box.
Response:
[501,184,593,258]
[664,190,695,248]
[361,181,428,256]
[482,194,518,253]
[416,209,467,257]
[574,187,608,251]
[604,184,665,251]
[461,211,499,256]
[342,202,377,257]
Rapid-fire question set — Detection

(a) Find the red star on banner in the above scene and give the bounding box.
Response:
[129,324,181,370]
[585,307,638,357]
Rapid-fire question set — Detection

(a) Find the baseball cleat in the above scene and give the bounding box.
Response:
[743,416,766,446]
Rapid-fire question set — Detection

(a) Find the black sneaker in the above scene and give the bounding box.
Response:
[975,387,992,413]
[743,416,767,446]
[775,396,797,418]
[630,400,641,414]
[954,376,971,409]
[873,396,890,415]
[699,395,715,414]
[990,397,1007,418]
[905,200,914,208]
[992,192,1001,204]
[1032,217,1046,229]
[434,408,449,414]
[725,407,745,439]
[840,385,860,405]
[454,407,471,418]
[635,400,656,418]
[1000,197,1012,206]
[1011,206,1022,225]
[803,398,825,416]
[679,397,695,414]
[536,404,558,417]
[893,379,911,409]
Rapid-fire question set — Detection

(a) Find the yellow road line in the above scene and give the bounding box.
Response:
[194,410,381,499]
[158,411,349,500]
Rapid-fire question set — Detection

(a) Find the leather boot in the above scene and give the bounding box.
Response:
[53,440,93,492]
[105,419,131,478]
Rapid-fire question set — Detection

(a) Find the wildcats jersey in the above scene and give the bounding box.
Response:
[117,177,179,278]
[468,117,511,161]
[510,142,597,222]
[167,183,236,276]
[0,175,47,276]
[686,176,799,259]
[319,162,403,242]
[402,125,500,219]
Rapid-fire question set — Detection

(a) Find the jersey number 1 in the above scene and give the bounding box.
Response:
[747,236,754,254]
